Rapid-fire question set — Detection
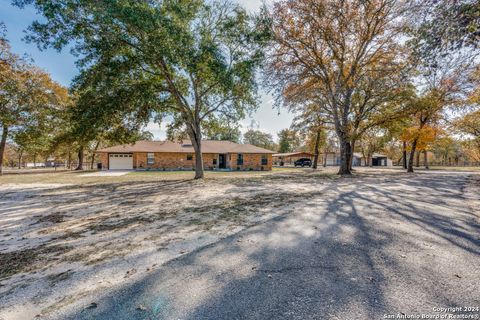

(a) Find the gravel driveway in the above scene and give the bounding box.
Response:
[47,171,480,320]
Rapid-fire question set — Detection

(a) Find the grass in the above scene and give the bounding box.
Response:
[0,245,72,279]
[0,166,309,185]
[421,166,480,172]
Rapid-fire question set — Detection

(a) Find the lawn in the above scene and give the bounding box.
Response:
[0,167,311,185]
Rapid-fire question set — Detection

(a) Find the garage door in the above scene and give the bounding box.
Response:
[109,154,133,170]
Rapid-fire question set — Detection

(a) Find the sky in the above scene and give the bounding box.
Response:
[0,0,293,141]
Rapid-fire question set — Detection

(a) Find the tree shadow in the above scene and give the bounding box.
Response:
[59,173,479,319]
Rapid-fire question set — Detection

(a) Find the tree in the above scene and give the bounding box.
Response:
[0,25,69,175]
[359,128,389,167]
[453,110,480,139]
[452,109,480,165]
[265,0,410,174]
[243,129,276,150]
[17,0,268,179]
[403,52,474,172]
[204,119,242,143]
[277,129,301,153]
[401,124,436,171]
[288,103,327,169]
[304,127,327,169]
[411,0,480,56]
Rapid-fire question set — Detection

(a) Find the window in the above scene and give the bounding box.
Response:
[261,155,268,165]
[237,154,244,165]
[147,153,155,165]
[187,154,193,161]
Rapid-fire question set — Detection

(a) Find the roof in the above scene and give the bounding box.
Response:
[372,153,388,158]
[273,152,314,157]
[97,140,276,154]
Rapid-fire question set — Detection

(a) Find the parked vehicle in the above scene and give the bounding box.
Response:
[294,158,312,167]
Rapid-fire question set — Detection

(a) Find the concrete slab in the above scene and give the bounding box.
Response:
[79,170,131,177]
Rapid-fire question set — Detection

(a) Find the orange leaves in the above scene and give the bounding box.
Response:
[401,125,437,151]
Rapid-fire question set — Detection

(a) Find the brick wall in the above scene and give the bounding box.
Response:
[99,152,272,171]
[230,153,272,171]
[135,152,195,170]
[99,153,108,170]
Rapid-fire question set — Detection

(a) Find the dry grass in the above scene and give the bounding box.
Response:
[0,245,71,279]
[0,166,341,317]
[0,167,307,185]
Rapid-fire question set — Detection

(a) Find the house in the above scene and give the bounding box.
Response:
[273,152,314,166]
[96,140,275,171]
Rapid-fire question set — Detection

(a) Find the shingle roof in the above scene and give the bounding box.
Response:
[97,140,276,154]
[273,152,314,157]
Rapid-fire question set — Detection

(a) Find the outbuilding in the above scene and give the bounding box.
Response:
[272,152,314,166]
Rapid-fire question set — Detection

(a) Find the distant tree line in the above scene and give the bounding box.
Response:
[1,0,479,176]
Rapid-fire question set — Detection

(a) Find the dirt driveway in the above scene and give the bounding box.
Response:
[0,169,479,319]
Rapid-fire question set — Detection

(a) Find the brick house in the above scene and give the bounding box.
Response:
[96,140,275,171]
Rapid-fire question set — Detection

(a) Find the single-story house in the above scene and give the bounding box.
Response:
[272,152,314,166]
[96,140,275,171]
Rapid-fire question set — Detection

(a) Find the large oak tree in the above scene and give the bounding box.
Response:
[265,0,409,174]
[16,0,268,179]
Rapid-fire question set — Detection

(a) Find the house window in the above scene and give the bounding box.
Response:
[261,155,268,165]
[147,153,155,165]
[237,154,244,165]
[187,154,193,161]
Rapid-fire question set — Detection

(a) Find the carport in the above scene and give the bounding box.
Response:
[273,152,314,166]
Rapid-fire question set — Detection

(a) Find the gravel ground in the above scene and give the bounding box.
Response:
[1,170,479,320]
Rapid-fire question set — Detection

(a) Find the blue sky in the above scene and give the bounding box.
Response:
[0,0,293,141]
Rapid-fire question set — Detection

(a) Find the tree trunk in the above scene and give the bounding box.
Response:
[424,150,429,169]
[312,129,321,169]
[348,139,356,171]
[323,147,327,167]
[189,123,204,179]
[67,151,72,170]
[0,126,8,176]
[402,141,407,169]
[18,151,23,169]
[407,139,418,173]
[338,137,352,175]
[75,146,84,171]
[90,141,100,170]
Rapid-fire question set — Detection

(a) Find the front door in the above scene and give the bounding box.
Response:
[219,154,226,169]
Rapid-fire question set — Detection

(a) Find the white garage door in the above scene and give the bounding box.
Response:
[109,154,133,170]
